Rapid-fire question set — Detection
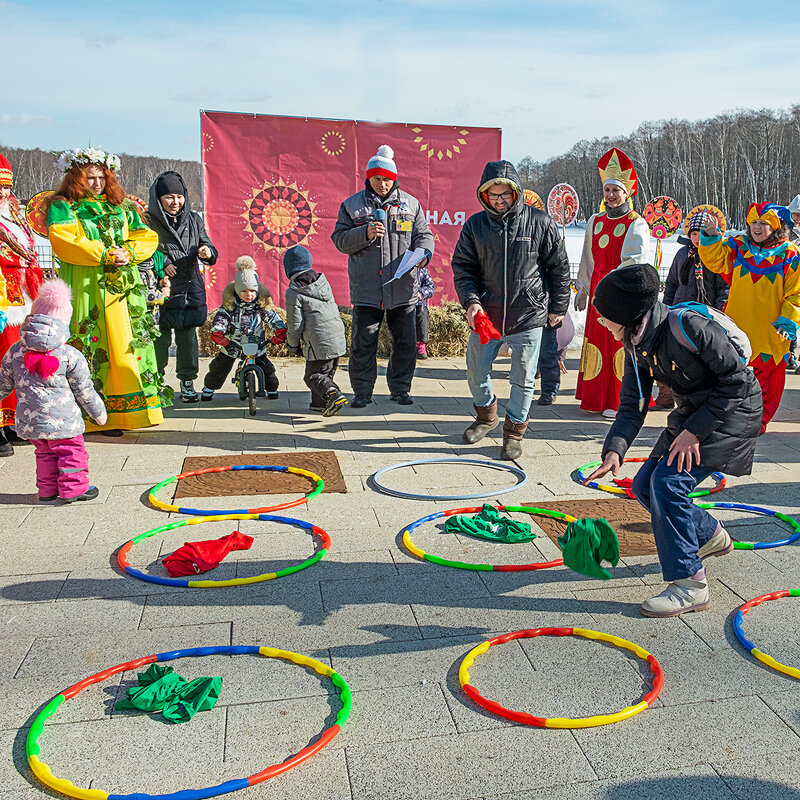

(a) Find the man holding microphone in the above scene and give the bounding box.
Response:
[332,145,434,407]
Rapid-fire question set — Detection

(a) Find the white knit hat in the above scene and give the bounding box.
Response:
[233,255,259,294]
[366,145,397,180]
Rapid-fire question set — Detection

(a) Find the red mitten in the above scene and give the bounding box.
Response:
[613,477,633,488]
[163,531,254,577]
[209,330,230,347]
[474,311,501,345]
[270,327,287,345]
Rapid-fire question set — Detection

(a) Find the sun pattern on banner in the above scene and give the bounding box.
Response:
[242,178,319,254]
[202,132,215,153]
[411,127,469,160]
[320,130,346,156]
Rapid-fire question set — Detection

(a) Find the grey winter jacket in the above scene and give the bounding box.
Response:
[0,315,106,440]
[331,184,434,309]
[285,272,347,361]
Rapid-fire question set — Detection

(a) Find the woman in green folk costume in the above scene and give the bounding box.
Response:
[46,148,163,433]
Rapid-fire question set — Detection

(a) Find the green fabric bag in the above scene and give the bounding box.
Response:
[114,663,222,724]
[445,504,536,543]
[557,517,620,580]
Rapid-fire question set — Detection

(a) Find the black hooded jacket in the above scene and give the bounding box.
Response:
[147,171,218,329]
[451,161,570,335]
[603,301,762,475]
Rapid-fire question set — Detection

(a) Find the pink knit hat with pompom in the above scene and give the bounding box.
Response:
[30,278,73,323]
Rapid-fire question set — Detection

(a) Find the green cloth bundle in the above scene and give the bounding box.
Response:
[557,517,620,580]
[445,504,536,543]
[115,664,222,724]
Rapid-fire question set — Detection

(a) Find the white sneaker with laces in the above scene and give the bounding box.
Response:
[639,578,710,618]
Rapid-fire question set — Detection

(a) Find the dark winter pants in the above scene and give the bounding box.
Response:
[537,323,560,395]
[32,436,90,499]
[631,456,718,581]
[305,358,340,407]
[415,303,430,344]
[155,326,199,382]
[203,352,279,392]
[349,304,416,395]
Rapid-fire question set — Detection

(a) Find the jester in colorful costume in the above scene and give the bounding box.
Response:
[0,152,44,455]
[699,202,800,433]
[575,148,650,416]
[46,148,163,433]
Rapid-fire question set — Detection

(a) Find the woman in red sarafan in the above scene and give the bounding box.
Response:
[575,148,650,418]
[0,152,44,456]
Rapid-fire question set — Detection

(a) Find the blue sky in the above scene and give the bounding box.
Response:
[3,0,800,164]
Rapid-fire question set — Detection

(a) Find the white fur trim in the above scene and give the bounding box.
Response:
[4,291,31,327]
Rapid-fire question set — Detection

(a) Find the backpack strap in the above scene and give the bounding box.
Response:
[667,307,699,354]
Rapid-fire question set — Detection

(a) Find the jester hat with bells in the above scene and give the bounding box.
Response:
[597,148,638,197]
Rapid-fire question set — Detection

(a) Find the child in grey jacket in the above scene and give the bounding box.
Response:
[283,246,348,415]
[0,279,107,502]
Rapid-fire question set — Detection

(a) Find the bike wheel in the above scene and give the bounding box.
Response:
[247,373,257,416]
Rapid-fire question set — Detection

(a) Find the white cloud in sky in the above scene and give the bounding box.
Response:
[2,0,799,165]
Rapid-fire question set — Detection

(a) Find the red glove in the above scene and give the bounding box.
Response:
[209,330,230,347]
[271,327,287,345]
[163,531,254,577]
[474,311,501,345]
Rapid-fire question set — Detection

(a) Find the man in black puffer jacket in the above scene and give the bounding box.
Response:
[584,264,761,618]
[147,171,218,403]
[451,161,570,459]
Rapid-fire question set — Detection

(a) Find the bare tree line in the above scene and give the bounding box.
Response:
[0,144,202,209]
[516,106,800,229]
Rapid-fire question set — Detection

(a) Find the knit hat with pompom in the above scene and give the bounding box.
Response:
[30,278,73,323]
[366,145,397,180]
[233,255,259,294]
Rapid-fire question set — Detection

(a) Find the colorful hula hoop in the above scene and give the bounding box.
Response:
[372,458,527,501]
[26,644,352,800]
[576,457,726,499]
[459,627,663,728]
[118,513,330,587]
[402,505,568,571]
[697,501,800,550]
[733,590,800,679]
[148,465,324,515]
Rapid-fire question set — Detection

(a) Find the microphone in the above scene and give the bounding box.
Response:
[373,208,386,264]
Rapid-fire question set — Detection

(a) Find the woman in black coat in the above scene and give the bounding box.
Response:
[584,264,761,619]
[147,171,217,403]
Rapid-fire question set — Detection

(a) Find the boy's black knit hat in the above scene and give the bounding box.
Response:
[593,264,660,326]
[283,245,312,278]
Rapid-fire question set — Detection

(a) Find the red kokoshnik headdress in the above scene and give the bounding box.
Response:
[597,148,638,198]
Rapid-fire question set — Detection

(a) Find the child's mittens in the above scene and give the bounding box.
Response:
[95,410,108,426]
[270,328,287,345]
[209,330,230,347]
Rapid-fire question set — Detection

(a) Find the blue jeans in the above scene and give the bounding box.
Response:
[465,327,543,423]
[631,456,719,581]
[537,324,560,395]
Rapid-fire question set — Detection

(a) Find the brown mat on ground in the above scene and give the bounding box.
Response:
[175,452,347,498]
[522,499,657,556]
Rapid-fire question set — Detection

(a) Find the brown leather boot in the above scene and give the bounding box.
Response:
[500,416,528,460]
[462,398,499,444]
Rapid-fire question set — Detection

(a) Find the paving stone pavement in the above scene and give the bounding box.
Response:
[3,355,800,800]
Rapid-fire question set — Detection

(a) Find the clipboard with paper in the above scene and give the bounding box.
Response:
[383,248,427,284]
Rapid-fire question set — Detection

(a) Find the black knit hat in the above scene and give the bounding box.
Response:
[155,172,185,198]
[283,245,313,278]
[593,264,660,326]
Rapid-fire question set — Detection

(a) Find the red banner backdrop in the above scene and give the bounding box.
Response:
[200,111,501,310]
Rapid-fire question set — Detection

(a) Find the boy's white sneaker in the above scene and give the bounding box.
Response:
[640,578,710,618]
[698,527,734,559]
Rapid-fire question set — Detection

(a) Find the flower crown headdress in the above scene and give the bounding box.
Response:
[54,147,121,174]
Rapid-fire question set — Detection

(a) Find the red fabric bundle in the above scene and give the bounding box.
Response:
[163,531,254,577]
[474,311,501,345]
